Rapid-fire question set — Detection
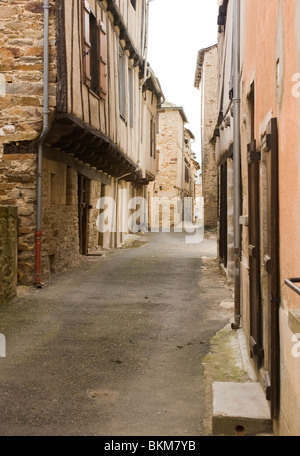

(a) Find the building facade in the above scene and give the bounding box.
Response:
[194,44,218,230]
[214,0,300,436]
[0,0,163,288]
[152,102,199,229]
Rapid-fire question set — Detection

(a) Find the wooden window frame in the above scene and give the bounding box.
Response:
[185,166,189,183]
[150,118,156,158]
[83,0,92,87]
[82,0,107,100]
[130,0,136,10]
[128,66,134,127]
[99,20,107,99]
[118,48,127,122]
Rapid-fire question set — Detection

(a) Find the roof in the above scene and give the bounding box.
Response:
[185,128,195,140]
[145,65,165,101]
[159,101,188,124]
[194,44,218,89]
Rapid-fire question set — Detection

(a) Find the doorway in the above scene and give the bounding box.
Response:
[78,175,90,255]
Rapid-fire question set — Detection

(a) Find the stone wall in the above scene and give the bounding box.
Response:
[41,157,81,280]
[0,206,17,303]
[155,108,184,227]
[0,0,57,285]
[201,46,218,228]
[0,0,57,143]
[0,153,37,285]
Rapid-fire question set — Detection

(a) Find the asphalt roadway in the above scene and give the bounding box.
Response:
[0,231,233,436]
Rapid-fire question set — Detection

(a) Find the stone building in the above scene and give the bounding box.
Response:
[152,102,200,229]
[194,44,218,230]
[213,0,300,436]
[0,0,163,290]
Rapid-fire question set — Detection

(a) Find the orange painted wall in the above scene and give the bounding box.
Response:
[242,0,300,310]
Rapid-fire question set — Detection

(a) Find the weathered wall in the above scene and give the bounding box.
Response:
[0,0,56,285]
[241,0,300,436]
[200,46,218,228]
[41,157,81,280]
[0,152,37,285]
[154,107,184,227]
[0,0,56,142]
[0,206,17,303]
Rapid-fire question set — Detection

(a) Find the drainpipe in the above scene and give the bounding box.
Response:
[35,0,51,288]
[138,0,151,169]
[231,0,241,330]
[138,0,156,170]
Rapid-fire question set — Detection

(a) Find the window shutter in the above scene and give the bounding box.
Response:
[118,50,126,120]
[99,20,107,99]
[150,118,156,157]
[83,0,91,86]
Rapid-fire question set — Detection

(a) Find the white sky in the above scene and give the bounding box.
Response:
[147,0,218,164]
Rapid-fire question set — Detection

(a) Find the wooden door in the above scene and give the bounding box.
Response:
[219,162,228,268]
[264,118,280,419]
[78,175,90,255]
[248,140,263,368]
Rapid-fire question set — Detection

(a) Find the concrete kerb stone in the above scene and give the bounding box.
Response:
[202,322,273,436]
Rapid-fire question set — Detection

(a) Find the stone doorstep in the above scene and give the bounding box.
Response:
[212,382,273,436]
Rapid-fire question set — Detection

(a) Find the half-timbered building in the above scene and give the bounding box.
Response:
[0,0,163,286]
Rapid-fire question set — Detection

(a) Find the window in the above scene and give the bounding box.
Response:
[150,118,156,158]
[185,166,189,183]
[82,0,107,99]
[83,0,91,86]
[118,49,127,121]
[128,67,134,127]
[99,20,107,98]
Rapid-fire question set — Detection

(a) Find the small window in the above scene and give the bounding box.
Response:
[99,20,107,99]
[128,67,134,127]
[83,0,91,86]
[90,13,99,94]
[82,0,107,99]
[150,118,156,158]
[185,166,189,183]
[118,50,127,121]
[130,0,136,10]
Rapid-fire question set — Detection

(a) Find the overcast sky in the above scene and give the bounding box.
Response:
[147,0,218,164]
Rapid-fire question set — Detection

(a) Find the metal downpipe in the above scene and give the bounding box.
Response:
[231,0,241,330]
[35,0,50,288]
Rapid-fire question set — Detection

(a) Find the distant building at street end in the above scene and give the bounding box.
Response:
[151,102,200,229]
[194,44,218,230]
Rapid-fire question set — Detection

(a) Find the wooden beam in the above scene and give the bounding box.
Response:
[43,146,111,185]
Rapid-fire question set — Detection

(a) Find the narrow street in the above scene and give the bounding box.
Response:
[0,231,233,436]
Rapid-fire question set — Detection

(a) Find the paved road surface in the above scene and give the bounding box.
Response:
[0,231,233,436]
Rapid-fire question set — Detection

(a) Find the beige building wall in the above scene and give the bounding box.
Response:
[198,45,218,228]
[153,103,199,229]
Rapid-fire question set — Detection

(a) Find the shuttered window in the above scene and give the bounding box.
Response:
[99,20,107,99]
[83,0,91,86]
[185,166,189,183]
[128,67,134,127]
[118,50,127,121]
[150,118,156,158]
[82,1,107,99]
